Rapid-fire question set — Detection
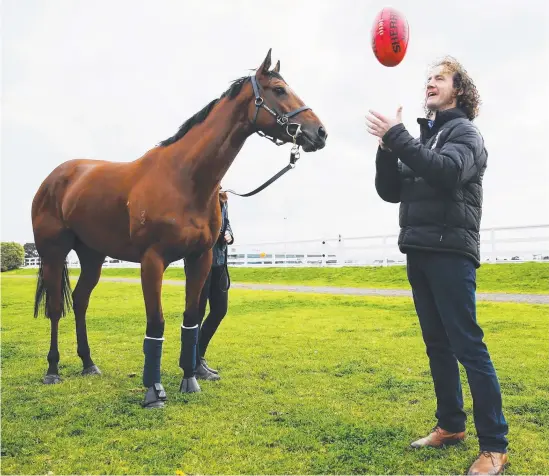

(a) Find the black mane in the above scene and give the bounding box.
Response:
[158,71,285,147]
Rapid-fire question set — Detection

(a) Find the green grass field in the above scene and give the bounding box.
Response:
[2,275,548,474]
[6,261,549,294]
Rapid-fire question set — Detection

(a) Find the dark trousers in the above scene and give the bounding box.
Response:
[197,266,229,357]
[406,251,508,453]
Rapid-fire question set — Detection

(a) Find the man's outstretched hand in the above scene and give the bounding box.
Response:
[366,106,403,141]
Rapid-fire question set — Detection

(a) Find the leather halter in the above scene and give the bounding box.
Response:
[249,74,311,146]
[223,75,312,198]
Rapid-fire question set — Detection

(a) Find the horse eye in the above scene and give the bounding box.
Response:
[273,87,286,96]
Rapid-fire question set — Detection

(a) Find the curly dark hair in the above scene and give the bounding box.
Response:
[424,56,481,121]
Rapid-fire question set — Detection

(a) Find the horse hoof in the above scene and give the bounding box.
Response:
[82,365,102,376]
[43,374,62,384]
[199,358,219,375]
[195,363,220,381]
[179,377,201,393]
[141,383,167,409]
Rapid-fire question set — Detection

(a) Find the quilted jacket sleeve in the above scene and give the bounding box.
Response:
[375,146,401,203]
[382,122,482,190]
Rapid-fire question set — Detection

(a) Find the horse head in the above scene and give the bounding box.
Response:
[249,49,327,153]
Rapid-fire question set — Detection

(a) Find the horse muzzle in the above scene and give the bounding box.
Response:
[298,125,327,152]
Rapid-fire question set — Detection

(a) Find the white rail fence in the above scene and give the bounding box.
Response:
[23,224,549,269]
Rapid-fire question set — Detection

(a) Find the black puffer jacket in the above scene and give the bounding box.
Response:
[375,108,487,267]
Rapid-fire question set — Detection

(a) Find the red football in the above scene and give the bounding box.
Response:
[371,7,409,67]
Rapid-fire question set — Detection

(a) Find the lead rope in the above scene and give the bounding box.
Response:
[223,136,301,198]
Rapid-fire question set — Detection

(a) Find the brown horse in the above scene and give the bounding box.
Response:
[31,49,327,408]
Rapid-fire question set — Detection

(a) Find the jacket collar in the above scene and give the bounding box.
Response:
[417,107,468,141]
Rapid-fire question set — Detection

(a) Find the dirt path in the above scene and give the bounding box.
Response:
[5,275,547,304]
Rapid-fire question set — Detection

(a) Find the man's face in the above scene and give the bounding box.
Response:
[425,65,458,113]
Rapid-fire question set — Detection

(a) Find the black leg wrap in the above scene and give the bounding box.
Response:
[143,337,163,388]
[179,326,198,378]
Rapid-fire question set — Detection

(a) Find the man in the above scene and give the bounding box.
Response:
[366,56,509,475]
[194,189,234,381]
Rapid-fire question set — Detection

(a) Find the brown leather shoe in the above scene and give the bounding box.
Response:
[410,426,465,448]
[467,451,508,475]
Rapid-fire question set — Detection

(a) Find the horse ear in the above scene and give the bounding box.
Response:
[272,60,280,73]
[257,48,272,75]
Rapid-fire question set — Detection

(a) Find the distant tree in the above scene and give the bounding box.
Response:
[1,242,25,271]
[24,242,39,259]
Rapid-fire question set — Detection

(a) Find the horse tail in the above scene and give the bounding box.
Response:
[34,261,73,319]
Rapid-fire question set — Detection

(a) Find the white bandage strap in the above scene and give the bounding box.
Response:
[145,336,165,341]
[181,324,198,329]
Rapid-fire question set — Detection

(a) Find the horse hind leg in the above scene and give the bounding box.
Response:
[73,243,105,376]
[34,248,74,384]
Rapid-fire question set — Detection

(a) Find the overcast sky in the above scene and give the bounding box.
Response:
[2,0,548,247]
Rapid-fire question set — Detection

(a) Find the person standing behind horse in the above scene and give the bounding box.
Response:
[366,56,508,475]
[194,189,234,381]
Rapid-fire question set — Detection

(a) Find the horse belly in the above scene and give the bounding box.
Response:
[68,206,140,261]
[141,218,217,260]
[62,172,139,260]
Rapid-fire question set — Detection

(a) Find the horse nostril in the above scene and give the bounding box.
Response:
[318,126,327,140]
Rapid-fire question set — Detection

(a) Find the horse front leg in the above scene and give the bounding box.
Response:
[140,247,168,408]
[179,249,213,393]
